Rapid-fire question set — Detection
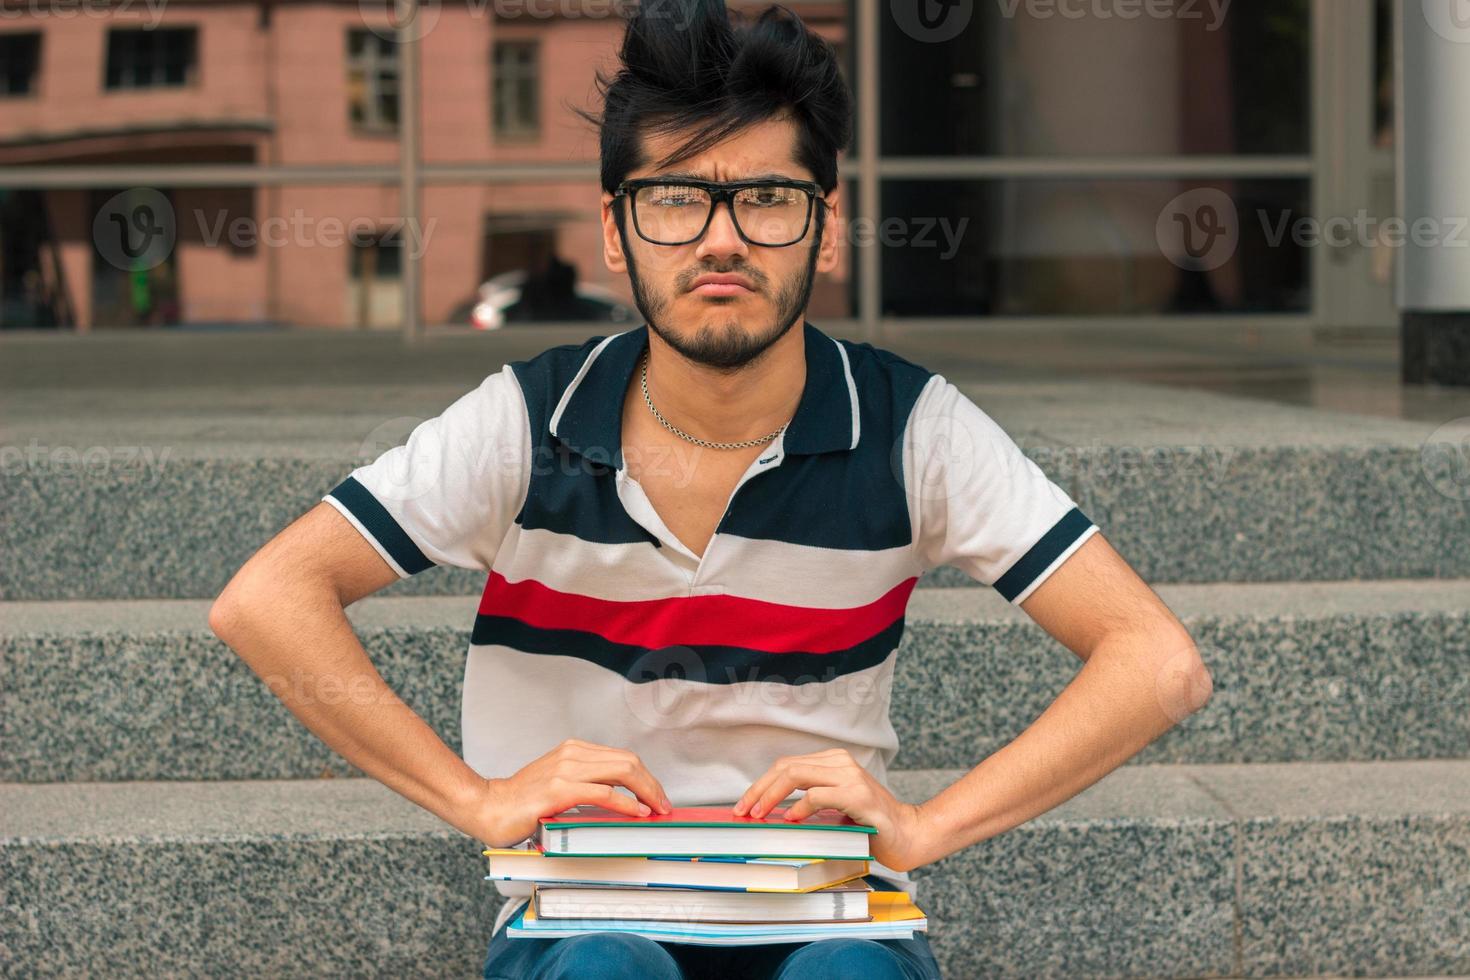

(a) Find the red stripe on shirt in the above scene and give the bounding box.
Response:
[477,572,918,654]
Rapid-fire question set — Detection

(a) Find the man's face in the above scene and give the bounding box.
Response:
[601,116,842,370]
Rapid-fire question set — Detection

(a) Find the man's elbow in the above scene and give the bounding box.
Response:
[208,564,268,645]
[208,577,247,645]
[1153,628,1213,722]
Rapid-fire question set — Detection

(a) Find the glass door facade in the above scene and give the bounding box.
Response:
[0,0,1398,335]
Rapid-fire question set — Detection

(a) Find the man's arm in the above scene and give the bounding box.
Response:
[906,531,1213,866]
[208,501,491,838]
[210,500,674,847]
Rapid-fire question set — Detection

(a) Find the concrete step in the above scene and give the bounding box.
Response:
[3,366,1467,600]
[3,761,1468,978]
[3,582,1465,783]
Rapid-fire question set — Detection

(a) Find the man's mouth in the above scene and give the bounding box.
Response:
[690,273,755,296]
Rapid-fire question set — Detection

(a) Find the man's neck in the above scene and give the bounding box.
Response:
[640,322,808,446]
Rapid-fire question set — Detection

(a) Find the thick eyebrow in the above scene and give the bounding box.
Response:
[655,170,803,182]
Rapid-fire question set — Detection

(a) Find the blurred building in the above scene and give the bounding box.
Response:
[0,0,1411,337]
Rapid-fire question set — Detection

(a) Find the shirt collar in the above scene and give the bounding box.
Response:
[548,320,861,467]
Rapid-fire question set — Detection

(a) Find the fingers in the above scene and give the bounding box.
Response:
[548,779,651,818]
[734,751,851,817]
[781,784,839,822]
[560,757,672,814]
[740,761,850,819]
[549,739,672,814]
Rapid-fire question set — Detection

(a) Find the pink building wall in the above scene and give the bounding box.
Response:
[1,1,852,330]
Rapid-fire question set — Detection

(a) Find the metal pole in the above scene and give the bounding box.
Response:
[1397,0,1470,383]
[398,0,423,344]
[856,0,880,342]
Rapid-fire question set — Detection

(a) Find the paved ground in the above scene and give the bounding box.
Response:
[5,321,1469,428]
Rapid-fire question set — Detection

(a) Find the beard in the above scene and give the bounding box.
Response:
[619,209,824,372]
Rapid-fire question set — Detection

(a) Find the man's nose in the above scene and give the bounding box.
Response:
[694,198,749,261]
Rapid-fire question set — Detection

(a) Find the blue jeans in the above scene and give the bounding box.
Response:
[481,875,943,980]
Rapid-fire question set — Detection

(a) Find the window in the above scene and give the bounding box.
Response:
[492,40,539,139]
[350,231,403,281]
[104,27,196,91]
[348,229,404,330]
[0,32,41,97]
[880,179,1310,317]
[879,1,1311,157]
[346,29,399,133]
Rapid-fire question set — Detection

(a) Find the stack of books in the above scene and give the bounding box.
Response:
[483,804,928,946]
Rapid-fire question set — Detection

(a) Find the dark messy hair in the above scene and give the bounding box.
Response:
[573,0,853,196]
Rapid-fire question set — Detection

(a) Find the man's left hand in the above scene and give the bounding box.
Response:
[731,748,933,872]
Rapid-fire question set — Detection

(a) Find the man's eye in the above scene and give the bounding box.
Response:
[651,191,701,207]
[742,189,798,207]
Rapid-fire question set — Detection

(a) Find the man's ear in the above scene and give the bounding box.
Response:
[601,193,628,275]
[814,184,841,276]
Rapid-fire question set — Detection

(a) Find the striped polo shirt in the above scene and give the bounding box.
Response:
[323,321,1098,931]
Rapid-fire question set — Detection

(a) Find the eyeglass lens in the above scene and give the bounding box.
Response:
[633,184,811,246]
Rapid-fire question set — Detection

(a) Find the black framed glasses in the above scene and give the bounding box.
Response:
[613,177,830,247]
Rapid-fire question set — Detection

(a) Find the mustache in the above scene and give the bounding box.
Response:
[679,265,766,292]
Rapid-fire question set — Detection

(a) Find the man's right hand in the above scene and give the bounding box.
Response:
[472,738,674,848]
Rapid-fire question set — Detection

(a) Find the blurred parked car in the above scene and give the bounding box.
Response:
[460,260,636,330]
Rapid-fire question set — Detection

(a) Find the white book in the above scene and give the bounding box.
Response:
[533,879,873,923]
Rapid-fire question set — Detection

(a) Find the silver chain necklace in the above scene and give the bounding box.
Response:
[640,351,789,451]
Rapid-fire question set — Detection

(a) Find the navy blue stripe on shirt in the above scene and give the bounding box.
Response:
[992,506,1094,602]
[327,475,434,575]
[470,615,907,686]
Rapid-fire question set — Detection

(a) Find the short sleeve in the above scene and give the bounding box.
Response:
[321,364,531,578]
[903,375,1099,604]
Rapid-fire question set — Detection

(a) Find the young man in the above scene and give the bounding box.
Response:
[209,2,1212,977]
